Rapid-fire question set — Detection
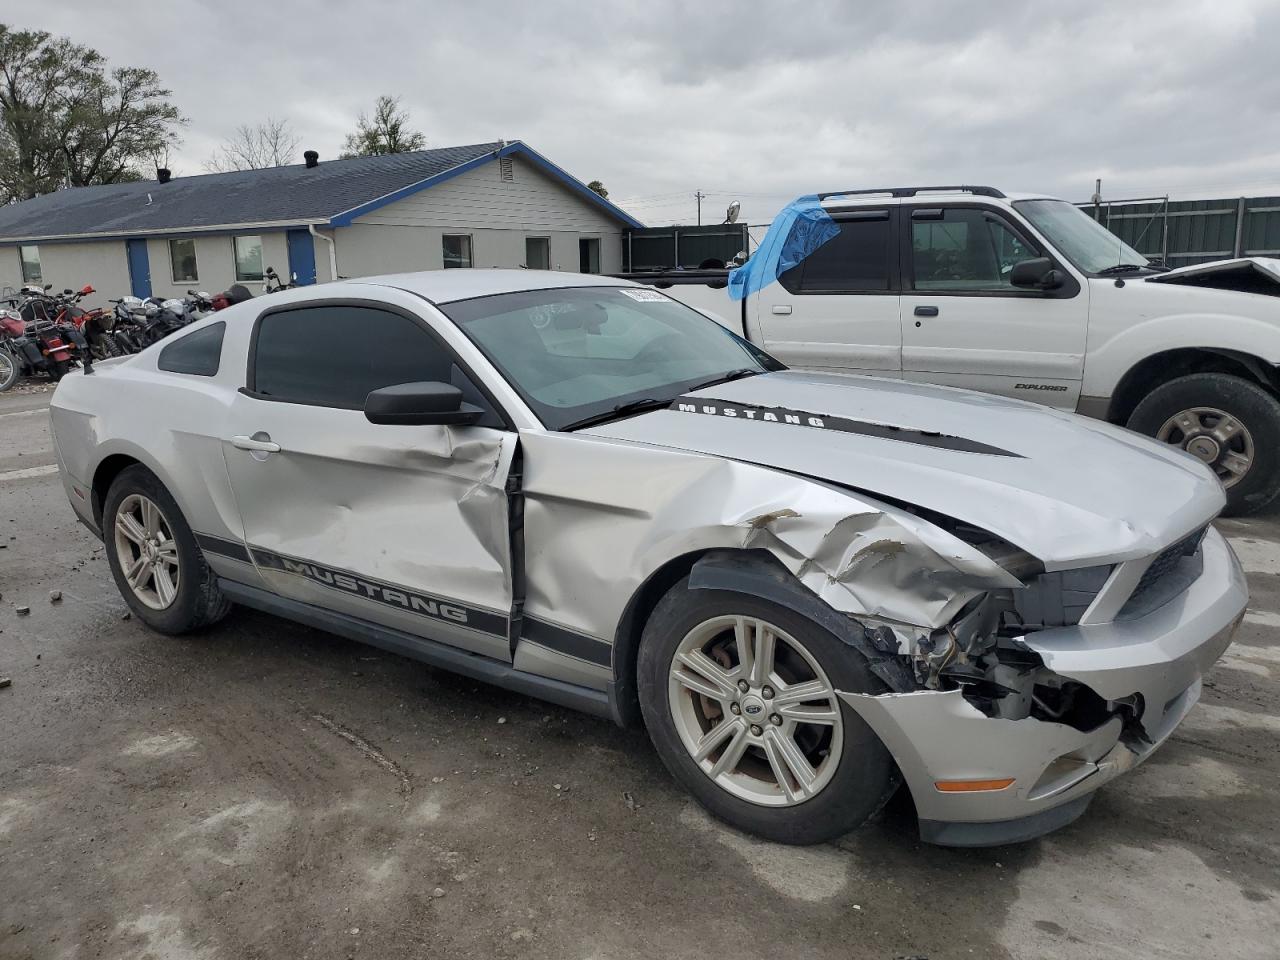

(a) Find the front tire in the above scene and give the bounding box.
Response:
[1127,372,1280,516]
[103,465,231,633]
[0,347,19,392]
[637,577,897,845]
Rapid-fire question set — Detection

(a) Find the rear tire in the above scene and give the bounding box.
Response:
[637,576,897,845]
[103,465,231,634]
[1127,372,1280,516]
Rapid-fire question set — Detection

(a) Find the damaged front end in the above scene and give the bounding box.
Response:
[835,518,1247,846]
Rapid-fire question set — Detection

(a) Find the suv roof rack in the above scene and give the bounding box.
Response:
[817,185,1006,200]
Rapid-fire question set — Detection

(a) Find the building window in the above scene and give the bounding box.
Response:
[525,237,550,270]
[442,235,472,269]
[233,235,264,282]
[169,238,199,283]
[19,245,41,284]
[579,238,601,274]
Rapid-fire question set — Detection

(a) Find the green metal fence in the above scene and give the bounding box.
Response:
[622,223,750,271]
[1082,195,1280,267]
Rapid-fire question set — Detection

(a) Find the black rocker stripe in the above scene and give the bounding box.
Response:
[195,532,252,563]
[669,396,1022,458]
[244,544,509,636]
[521,617,613,668]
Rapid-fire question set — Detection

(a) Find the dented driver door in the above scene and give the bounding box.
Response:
[221,301,516,662]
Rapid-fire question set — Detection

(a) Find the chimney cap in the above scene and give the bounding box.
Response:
[303,150,319,168]
[156,167,172,184]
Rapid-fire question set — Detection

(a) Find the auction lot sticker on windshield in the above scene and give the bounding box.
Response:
[618,288,670,302]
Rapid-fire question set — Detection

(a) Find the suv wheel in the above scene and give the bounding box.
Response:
[1128,372,1280,517]
[638,577,897,845]
[103,465,231,633]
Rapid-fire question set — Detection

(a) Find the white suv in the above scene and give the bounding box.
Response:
[642,186,1280,515]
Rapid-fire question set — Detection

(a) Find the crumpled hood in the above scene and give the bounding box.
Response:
[1144,256,1280,295]
[586,371,1225,568]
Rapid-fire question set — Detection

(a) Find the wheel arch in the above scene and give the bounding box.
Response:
[89,443,177,530]
[1107,347,1280,424]
[609,547,918,729]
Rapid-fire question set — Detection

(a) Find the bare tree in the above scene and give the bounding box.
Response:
[341,95,425,157]
[205,118,301,172]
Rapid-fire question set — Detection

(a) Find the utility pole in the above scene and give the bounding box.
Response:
[695,190,706,225]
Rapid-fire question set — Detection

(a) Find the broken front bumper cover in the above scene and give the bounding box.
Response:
[838,527,1247,847]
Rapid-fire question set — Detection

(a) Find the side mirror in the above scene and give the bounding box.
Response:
[1010,257,1065,290]
[364,381,484,426]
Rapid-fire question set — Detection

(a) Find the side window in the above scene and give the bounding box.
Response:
[910,208,1038,291]
[158,321,225,376]
[779,212,893,294]
[250,305,500,426]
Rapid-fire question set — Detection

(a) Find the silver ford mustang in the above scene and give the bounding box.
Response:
[48,270,1247,846]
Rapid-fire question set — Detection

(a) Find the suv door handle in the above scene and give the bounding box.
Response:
[914,306,939,317]
[772,305,792,315]
[230,435,281,453]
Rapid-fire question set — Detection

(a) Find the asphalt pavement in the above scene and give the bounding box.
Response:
[2,385,1278,960]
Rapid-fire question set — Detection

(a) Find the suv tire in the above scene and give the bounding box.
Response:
[1128,372,1280,517]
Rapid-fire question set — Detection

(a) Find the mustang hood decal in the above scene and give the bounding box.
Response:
[586,371,1225,568]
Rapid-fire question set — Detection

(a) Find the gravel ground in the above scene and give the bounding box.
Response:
[2,388,1278,960]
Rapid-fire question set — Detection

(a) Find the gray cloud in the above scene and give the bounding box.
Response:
[22,0,1280,226]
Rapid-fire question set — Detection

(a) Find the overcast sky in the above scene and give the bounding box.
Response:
[23,0,1280,226]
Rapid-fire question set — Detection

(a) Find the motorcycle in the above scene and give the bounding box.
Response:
[262,267,296,294]
[0,307,84,390]
[54,285,125,360]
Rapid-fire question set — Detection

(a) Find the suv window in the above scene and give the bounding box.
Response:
[250,304,500,425]
[910,208,1038,291]
[158,321,225,377]
[779,212,893,293]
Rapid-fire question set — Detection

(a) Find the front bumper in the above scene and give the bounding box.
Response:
[839,527,1247,846]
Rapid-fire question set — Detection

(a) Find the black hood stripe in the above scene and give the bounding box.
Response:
[669,396,1023,458]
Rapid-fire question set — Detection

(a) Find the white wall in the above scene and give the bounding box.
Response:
[337,154,624,276]
[0,240,131,311]
[146,231,290,300]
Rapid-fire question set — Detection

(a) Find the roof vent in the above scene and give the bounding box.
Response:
[499,157,514,182]
[156,168,172,184]
[304,150,319,169]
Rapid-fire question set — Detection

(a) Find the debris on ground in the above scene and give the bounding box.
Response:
[431,887,446,899]
[121,612,131,621]
[0,677,11,690]
[49,590,62,603]
[622,791,639,812]
[16,606,30,616]
[497,716,507,724]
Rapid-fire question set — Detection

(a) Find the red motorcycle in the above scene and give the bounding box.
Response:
[54,285,123,360]
[0,289,86,390]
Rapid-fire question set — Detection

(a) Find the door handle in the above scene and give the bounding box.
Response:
[914,306,939,317]
[772,305,793,315]
[231,435,281,453]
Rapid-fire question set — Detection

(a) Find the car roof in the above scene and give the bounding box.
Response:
[348,269,637,304]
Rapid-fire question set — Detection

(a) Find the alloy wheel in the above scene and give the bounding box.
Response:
[1156,406,1254,488]
[113,493,181,610]
[668,615,844,806]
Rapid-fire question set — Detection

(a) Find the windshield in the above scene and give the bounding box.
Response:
[443,286,782,430]
[1014,199,1151,274]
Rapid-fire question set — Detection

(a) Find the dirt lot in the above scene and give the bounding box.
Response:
[2,385,1278,960]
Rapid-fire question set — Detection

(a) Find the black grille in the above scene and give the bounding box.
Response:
[1130,527,1207,604]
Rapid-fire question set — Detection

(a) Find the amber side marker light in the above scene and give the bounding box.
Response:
[934,778,1016,793]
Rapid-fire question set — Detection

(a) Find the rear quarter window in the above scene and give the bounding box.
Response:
[157,321,225,377]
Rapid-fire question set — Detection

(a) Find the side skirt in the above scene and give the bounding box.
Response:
[218,578,613,720]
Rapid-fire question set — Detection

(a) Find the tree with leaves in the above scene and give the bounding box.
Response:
[587,180,608,199]
[341,95,425,158]
[206,118,301,172]
[0,24,184,203]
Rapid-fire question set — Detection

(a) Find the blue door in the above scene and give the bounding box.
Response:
[126,239,151,299]
[286,228,317,285]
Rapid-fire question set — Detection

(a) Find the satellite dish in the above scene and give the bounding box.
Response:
[724,200,741,224]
